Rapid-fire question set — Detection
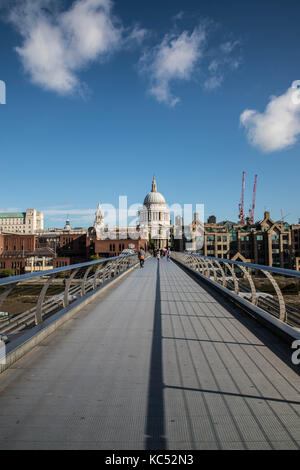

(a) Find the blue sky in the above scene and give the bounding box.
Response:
[0,0,299,228]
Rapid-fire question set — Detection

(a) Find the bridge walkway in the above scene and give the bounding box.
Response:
[0,257,299,449]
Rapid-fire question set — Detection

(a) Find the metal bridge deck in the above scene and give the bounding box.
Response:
[0,258,299,450]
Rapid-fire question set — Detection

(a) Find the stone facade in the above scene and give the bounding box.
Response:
[139,176,171,250]
[0,209,44,234]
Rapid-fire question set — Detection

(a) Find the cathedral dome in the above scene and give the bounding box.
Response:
[143,176,166,206]
[144,191,166,205]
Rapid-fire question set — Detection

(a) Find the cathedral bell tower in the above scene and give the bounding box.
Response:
[94,202,104,236]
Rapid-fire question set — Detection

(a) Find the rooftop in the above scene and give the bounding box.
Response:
[0,213,26,219]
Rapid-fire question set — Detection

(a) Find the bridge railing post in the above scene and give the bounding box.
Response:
[259,269,287,322]
[35,274,55,325]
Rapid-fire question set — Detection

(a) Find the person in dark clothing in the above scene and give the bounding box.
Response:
[138,248,145,268]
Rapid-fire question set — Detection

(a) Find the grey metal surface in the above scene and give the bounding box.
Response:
[0,258,299,450]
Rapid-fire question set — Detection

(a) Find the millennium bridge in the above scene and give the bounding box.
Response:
[0,253,299,450]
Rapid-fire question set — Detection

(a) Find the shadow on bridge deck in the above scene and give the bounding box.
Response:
[0,257,299,450]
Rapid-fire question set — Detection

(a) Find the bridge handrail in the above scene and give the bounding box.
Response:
[186,253,300,278]
[0,254,140,337]
[172,252,300,328]
[0,254,135,287]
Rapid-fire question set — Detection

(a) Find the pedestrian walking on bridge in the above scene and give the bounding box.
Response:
[138,248,145,268]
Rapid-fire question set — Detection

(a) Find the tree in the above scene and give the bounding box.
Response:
[90,255,104,272]
[148,233,155,250]
[0,269,15,278]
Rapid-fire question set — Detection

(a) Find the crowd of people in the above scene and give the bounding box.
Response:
[138,247,171,268]
[153,248,171,261]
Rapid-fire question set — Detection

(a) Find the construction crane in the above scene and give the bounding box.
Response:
[249,174,258,224]
[238,171,246,224]
[280,210,290,223]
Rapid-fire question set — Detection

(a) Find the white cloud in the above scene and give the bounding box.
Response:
[0,207,22,212]
[6,2,241,103]
[43,205,117,227]
[139,23,241,105]
[8,0,143,95]
[43,208,96,216]
[240,84,300,153]
[139,26,206,107]
[220,40,240,54]
[204,74,224,90]
[124,24,148,46]
[172,11,184,23]
[208,59,219,73]
[43,207,95,227]
[204,40,241,91]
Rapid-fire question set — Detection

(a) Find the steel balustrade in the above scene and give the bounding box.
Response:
[171,253,300,328]
[0,254,139,337]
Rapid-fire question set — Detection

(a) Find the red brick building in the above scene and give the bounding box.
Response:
[0,234,37,275]
[57,234,91,260]
[0,256,26,275]
[0,230,147,275]
[94,238,147,258]
[0,233,37,254]
[53,257,71,268]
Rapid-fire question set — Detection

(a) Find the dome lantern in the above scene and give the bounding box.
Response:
[143,176,166,206]
[152,175,157,193]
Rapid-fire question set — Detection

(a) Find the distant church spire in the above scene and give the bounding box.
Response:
[96,201,102,214]
[64,215,71,231]
[94,202,104,229]
[152,175,157,193]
